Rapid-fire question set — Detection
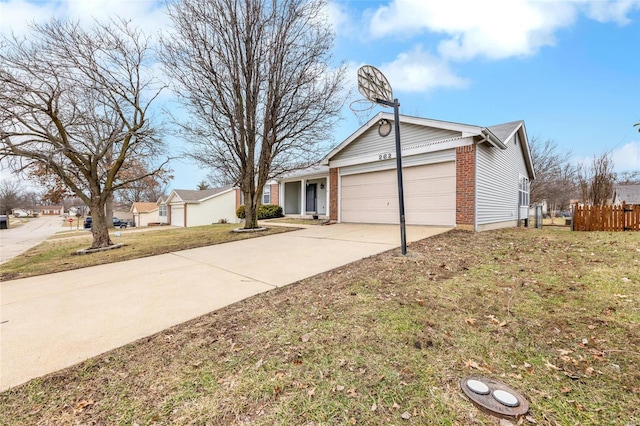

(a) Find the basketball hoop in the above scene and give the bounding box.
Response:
[356,64,407,255]
[349,99,376,125]
[357,65,394,106]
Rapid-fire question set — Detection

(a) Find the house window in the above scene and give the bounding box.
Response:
[262,186,271,204]
[519,175,530,206]
[159,205,167,217]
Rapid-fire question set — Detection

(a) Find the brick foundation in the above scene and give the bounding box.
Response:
[456,145,475,226]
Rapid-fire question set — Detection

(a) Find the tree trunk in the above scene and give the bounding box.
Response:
[106,194,114,228]
[244,190,259,229]
[89,200,113,249]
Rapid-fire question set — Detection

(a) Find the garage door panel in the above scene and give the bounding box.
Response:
[340,162,455,226]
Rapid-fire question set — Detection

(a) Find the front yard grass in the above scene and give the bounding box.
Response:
[0,227,638,425]
[0,224,295,281]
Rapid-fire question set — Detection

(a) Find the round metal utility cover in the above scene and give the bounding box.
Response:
[460,376,529,419]
[493,389,520,407]
[466,379,490,395]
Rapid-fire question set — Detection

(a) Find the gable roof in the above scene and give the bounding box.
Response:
[166,186,235,204]
[486,120,535,179]
[131,202,159,213]
[613,184,640,204]
[324,113,534,179]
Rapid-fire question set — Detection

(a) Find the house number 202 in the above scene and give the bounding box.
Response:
[379,153,392,160]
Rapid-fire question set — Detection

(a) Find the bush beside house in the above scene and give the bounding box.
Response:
[236,204,283,220]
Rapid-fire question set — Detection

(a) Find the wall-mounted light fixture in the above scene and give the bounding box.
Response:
[320,183,324,189]
[378,119,392,137]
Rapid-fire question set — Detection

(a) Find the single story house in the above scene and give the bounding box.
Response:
[130,202,160,227]
[612,184,640,206]
[278,113,535,232]
[34,205,63,215]
[164,187,242,227]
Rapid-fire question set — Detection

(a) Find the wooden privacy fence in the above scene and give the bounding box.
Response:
[573,203,640,231]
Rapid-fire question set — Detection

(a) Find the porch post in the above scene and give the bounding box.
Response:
[301,179,306,215]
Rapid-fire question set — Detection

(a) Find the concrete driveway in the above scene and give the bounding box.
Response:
[0,223,450,391]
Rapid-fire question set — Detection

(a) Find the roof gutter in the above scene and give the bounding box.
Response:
[480,128,507,150]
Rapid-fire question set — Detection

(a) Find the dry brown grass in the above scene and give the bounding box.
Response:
[0,227,638,425]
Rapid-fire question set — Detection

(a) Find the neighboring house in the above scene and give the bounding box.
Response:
[34,205,63,215]
[130,202,160,227]
[157,196,169,224]
[165,187,241,227]
[278,113,535,231]
[113,203,133,222]
[612,184,640,205]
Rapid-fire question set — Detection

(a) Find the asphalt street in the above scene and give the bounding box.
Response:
[0,215,67,264]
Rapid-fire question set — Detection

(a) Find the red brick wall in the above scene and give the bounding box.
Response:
[329,167,339,221]
[270,183,280,206]
[456,144,475,226]
[235,188,242,209]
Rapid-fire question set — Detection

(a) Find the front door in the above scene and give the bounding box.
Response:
[306,183,317,212]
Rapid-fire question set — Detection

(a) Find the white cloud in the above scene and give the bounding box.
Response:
[380,45,469,93]
[368,0,639,61]
[0,0,169,37]
[611,141,640,172]
[326,1,350,35]
[583,0,640,25]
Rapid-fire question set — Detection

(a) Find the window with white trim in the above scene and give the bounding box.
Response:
[159,204,167,217]
[519,175,530,206]
[262,186,271,204]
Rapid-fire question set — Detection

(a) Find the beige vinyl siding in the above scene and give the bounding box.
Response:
[476,131,529,228]
[340,149,456,176]
[332,122,460,162]
[340,162,455,226]
[187,190,239,226]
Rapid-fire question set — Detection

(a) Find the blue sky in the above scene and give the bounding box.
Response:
[1,0,639,190]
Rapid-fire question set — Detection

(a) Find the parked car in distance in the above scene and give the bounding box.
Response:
[112,217,128,229]
[13,210,29,218]
[84,216,128,229]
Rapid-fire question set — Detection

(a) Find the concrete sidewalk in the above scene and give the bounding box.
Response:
[0,224,450,391]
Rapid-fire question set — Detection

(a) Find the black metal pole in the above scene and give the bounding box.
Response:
[393,99,407,255]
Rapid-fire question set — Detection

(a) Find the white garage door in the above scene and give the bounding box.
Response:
[171,206,184,227]
[340,161,455,226]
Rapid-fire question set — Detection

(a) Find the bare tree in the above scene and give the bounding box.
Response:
[576,152,616,206]
[528,137,577,215]
[0,179,23,214]
[0,179,40,214]
[161,0,347,228]
[116,158,173,203]
[0,19,168,248]
[616,170,640,185]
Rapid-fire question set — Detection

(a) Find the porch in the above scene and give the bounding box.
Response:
[280,168,329,219]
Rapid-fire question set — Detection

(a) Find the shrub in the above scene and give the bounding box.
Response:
[258,204,283,219]
[236,205,245,219]
[235,204,283,220]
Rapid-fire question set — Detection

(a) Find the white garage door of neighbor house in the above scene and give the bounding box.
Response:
[171,206,184,227]
[340,161,456,226]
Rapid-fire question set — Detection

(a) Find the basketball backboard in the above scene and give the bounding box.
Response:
[357,65,394,106]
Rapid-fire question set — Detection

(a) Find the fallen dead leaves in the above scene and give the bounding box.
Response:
[1,228,638,425]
